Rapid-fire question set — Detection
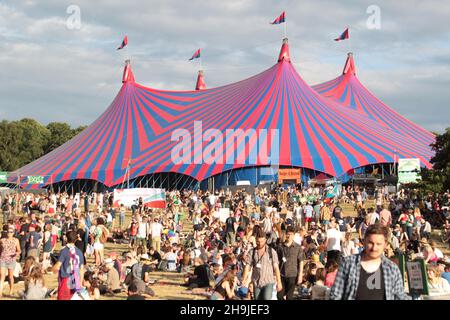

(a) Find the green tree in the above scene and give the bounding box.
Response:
[0,120,21,171]
[430,127,450,191]
[419,128,450,193]
[44,122,87,154]
[45,122,75,154]
[15,118,50,169]
[0,119,87,172]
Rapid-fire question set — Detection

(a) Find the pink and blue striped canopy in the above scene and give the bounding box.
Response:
[313,53,435,147]
[14,40,434,187]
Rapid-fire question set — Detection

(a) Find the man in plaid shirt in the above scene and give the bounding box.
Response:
[330,223,411,300]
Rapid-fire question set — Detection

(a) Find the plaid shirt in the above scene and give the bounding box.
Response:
[330,252,411,300]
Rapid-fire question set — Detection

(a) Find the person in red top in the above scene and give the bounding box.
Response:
[324,260,339,288]
[379,205,392,227]
[129,219,138,249]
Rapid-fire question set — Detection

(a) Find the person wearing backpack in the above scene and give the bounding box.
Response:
[92,218,108,266]
[241,226,282,300]
[52,230,84,300]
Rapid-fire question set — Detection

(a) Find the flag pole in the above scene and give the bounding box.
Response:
[284,19,287,39]
[16,174,20,217]
[348,25,352,53]
[199,55,203,71]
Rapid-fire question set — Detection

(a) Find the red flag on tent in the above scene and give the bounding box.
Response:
[271,11,286,24]
[189,48,201,61]
[117,36,128,50]
[334,28,349,41]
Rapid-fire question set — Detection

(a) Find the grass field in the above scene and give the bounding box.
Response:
[1,202,448,300]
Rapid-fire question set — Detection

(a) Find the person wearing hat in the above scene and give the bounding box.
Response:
[140,253,154,284]
[150,218,163,254]
[108,252,123,281]
[99,258,121,295]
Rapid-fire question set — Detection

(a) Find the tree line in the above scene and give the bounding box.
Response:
[0,119,87,172]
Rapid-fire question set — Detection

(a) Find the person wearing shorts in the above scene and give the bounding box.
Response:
[0,226,21,298]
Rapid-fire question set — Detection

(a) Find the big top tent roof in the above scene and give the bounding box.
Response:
[13,39,434,188]
[312,53,436,148]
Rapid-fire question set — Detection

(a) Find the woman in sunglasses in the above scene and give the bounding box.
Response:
[0,226,21,297]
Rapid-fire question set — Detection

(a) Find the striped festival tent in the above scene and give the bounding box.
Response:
[312,53,436,147]
[12,39,434,189]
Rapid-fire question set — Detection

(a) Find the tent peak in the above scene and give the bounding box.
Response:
[122,59,135,83]
[278,38,291,63]
[195,69,206,90]
[342,52,356,75]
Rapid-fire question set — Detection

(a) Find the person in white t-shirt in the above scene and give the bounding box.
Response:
[304,203,314,230]
[136,216,149,251]
[341,232,358,257]
[325,219,343,264]
[150,218,163,254]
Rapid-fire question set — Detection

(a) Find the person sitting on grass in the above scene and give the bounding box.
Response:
[22,266,48,300]
[185,257,211,290]
[127,282,145,300]
[82,271,100,300]
[99,258,122,295]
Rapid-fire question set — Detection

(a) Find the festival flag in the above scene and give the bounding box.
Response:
[189,48,201,61]
[0,172,7,183]
[271,11,286,24]
[117,35,128,50]
[334,28,349,41]
[27,176,44,184]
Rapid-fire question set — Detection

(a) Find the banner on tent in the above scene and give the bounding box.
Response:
[113,188,166,208]
[0,172,7,183]
[27,176,44,184]
[398,158,421,184]
[278,168,301,184]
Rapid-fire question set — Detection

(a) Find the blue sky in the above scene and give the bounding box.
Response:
[1,0,449,133]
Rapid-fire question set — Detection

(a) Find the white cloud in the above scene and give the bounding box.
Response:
[0,0,449,133]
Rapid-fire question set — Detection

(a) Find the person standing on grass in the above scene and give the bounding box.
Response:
[119,204,126,230]
[379,205,392,228]
[276,226,305,300]
[242,226,283,300]
[0,226,21,298]
[92,218,107,266]
[150,218,163,254]
[304,202,314,230]
[136,216,149,252]
[225,212,238,246]
[325,219,343,266]
[330,223,410,300]
[52,230,84,300]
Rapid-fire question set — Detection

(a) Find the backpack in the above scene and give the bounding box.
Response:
[99,225,109,243]
[131,262,143,280]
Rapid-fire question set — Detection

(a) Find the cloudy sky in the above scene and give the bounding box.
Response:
[1,0,449,133]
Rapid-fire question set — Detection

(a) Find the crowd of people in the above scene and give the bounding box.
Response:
[0,184,449,300]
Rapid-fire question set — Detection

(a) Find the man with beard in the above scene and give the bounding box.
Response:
[330,223,410,300]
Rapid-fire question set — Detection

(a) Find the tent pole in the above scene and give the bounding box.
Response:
[16,174,20,217]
